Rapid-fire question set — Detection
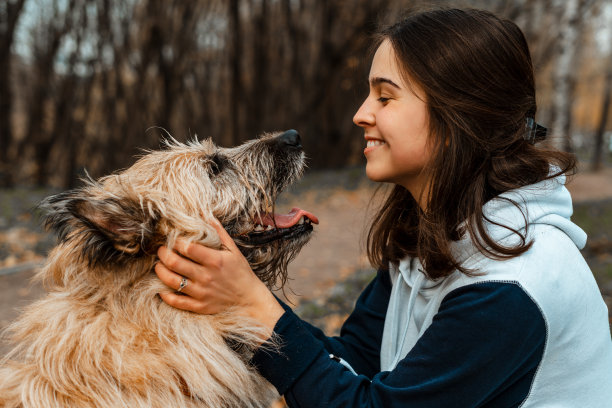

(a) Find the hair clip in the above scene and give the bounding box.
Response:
[525,117,547,144]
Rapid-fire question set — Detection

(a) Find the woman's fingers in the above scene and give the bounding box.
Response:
[171,238,215,267]
[155,261,198,296]
[157,242,199,279]
[155,261,225,315]
[170,220,238,263]
[158,291,211,314]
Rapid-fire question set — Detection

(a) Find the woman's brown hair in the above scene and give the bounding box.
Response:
[367,8,576,279]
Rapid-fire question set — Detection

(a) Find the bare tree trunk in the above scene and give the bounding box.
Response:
[15,0,76,186]
[591,53,612,171]
[247,0,268,134]
[0,0,26,186]
[550,0,582,151]
[283,0,301,91]
[46,5,88,186]
[229,0,242,146]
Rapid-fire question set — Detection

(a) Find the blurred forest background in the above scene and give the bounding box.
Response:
[1,0,611,188]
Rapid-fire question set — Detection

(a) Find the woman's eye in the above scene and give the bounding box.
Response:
[378,97,390,103]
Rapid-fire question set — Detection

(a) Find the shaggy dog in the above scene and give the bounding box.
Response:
[0,130,317,408]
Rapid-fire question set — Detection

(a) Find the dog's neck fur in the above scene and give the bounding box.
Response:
[0,241,277,408]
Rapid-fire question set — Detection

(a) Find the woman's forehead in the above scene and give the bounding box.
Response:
[369,40,403,87]
[369,39,425,98]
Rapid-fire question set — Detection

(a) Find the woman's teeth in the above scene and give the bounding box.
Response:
[366,140,386,148]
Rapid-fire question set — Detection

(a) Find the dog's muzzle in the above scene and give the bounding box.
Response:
[277,129,302,149]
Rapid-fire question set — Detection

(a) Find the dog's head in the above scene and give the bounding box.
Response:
[41,130,317,288]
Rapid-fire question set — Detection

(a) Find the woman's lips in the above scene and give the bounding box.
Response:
[364,139,386,154]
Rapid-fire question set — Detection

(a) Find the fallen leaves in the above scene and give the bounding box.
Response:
[0,227,47,269]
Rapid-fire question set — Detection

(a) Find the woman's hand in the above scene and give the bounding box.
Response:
[155,220,285,335]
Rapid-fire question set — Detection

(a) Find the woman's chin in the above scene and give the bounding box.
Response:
[365,165,389,184]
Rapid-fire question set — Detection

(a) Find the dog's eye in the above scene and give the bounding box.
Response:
[208,153,226,176]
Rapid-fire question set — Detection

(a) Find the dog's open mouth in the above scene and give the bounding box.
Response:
[239,207,319,245]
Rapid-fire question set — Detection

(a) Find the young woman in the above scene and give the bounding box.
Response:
[155,8,612,407]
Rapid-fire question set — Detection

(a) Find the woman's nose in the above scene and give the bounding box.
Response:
[353,99,374,128]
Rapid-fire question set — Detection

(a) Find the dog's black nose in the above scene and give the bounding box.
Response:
[277,129,301,149]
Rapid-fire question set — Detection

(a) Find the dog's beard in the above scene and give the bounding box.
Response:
[235,232,313,289]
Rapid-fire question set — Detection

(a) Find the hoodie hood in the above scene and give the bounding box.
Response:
[381,171,586,372]
[450,171,586,266]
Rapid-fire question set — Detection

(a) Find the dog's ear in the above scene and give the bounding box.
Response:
[41,189,160,266]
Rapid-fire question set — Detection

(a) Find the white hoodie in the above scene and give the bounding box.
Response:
[380,173,612,406]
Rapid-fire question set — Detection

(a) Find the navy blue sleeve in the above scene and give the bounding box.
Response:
[277,269,391,377]
[251,282,546,408]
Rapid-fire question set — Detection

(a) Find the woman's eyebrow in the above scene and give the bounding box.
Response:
[370,77,401,89]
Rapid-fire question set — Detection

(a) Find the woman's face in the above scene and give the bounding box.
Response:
[353,40,431,204]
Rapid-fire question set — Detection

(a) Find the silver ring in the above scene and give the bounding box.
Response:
[177,277,189,292]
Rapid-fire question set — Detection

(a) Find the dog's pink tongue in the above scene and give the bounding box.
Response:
[258,207,319,228]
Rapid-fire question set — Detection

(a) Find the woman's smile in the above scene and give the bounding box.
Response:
[364,138,387,154]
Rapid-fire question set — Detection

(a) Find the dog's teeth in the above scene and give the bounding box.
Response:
[254,225,265,232]
[265,225,274,231]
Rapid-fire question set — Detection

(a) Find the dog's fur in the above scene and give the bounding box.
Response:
[0,132,314,407]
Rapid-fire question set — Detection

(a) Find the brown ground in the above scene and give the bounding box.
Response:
[1,166,612,356]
